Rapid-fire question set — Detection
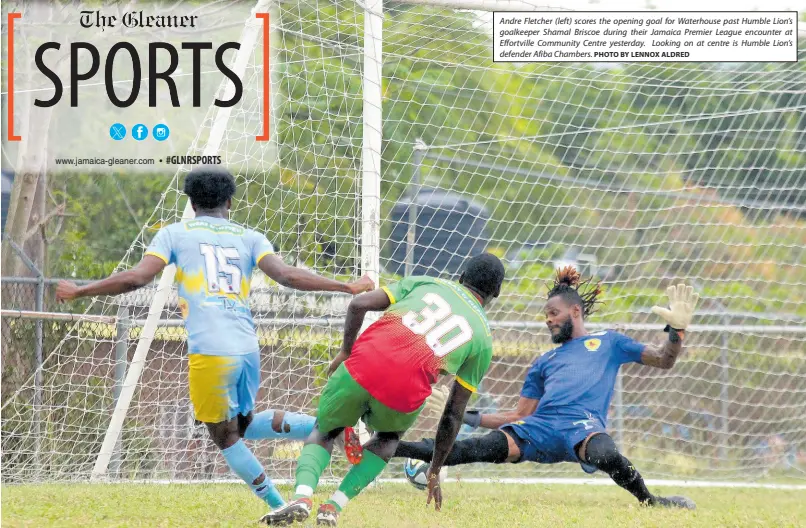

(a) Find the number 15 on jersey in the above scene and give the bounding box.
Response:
[199,243,242,294]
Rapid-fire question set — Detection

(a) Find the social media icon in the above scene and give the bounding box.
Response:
[132,124,148,141]
[152,124,170,141]
[110,123,126,140]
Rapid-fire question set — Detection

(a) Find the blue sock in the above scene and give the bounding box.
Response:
[244,410,315,441]
[221,440,284,508]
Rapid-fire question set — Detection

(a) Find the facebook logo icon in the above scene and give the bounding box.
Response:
[132,124,148,141]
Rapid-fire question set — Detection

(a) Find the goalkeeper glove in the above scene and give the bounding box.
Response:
[651,283,699,331]
[462,410,482,428]
[423,386,450,416]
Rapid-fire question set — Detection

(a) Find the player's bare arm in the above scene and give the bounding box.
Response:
[257,253,373,294]
[640,328,685,369]
[328,288,392,375]
[426,380,473,511]
[55,255,167,301]
[465,396,539,429]
[641,284,699,370]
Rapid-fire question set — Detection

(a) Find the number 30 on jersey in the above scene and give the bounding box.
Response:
[402,293,473,357]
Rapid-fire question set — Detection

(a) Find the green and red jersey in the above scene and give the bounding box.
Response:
[344,276,494,413]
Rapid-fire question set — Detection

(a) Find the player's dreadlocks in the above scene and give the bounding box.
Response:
[547,266,604,318]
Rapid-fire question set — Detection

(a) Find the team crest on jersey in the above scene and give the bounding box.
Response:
[584,338,601,352]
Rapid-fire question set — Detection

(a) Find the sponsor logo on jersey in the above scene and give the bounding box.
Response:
[574,414,597,431]
[573,418,595,430]
[584,338,601,352]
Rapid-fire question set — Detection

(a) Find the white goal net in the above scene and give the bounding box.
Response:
[2,0,805,485]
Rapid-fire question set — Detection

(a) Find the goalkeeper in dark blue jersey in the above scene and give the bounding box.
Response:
[396,267,698,510]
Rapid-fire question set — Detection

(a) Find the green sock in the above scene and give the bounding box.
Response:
[325,450,388,512]
[293,444,331,499]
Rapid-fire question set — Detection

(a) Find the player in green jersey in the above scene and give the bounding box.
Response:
[261,253,505,526]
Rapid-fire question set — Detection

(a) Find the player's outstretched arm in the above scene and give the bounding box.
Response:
[257,254,373,294]
[55,255,167,301]
[426,381,473,511]
[327,288,392,375]
[641,283,699,369]
[639,329,685,369]
[463,396,538,430]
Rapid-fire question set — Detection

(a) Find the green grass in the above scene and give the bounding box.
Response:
[3,483,805,527]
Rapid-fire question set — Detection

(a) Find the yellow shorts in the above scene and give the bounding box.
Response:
[187,352,261,423]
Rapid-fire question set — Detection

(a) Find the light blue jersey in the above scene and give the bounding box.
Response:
[145,216,274,356]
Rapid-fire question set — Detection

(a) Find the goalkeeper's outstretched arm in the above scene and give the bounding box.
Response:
[462,396,538,429]
[640,328,685,369]
[641,283,699,370]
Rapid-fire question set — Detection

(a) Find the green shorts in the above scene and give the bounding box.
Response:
[316,363,423,434]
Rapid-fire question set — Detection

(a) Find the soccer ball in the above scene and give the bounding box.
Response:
[403,458,446,491]
[404,458,430,490]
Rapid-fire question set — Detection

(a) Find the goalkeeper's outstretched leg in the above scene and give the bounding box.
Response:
[577,432,696,509]
[395,429,695,510]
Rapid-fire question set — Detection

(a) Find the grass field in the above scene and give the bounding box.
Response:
[3,482,805,527]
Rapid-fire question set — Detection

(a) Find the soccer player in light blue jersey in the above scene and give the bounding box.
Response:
[394,267,699,510]
[56,166,373,510]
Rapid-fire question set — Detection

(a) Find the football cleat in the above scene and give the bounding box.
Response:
[259,497,312,525]
[342,426,363,465]
[651,495,696,510]
[316,503,340,526]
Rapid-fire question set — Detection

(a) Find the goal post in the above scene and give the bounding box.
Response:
[91,0,272,479]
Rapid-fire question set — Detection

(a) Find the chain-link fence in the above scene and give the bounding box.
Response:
[1,277,110,400]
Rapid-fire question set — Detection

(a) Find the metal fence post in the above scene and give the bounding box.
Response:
[704,285,730,463]
[720,323,730,462]
[406,140,426,276]
[614,371,624,454]
[33,273,44,469]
